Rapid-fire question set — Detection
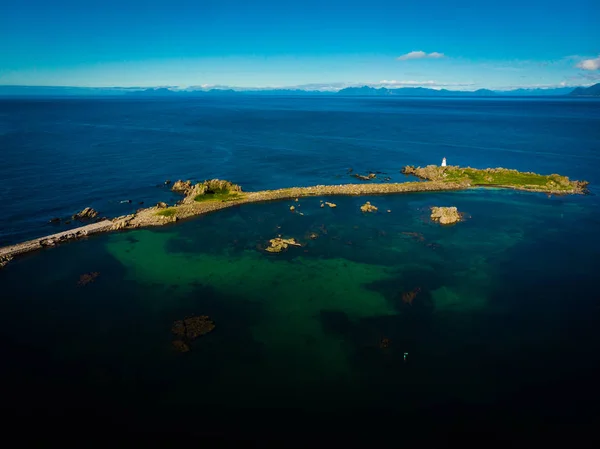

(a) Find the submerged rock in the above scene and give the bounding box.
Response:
[430,206,461,225]
[72,207,98,220]
[49,217,61,224]
[401,287,421,306]
[360,202,378,213]
[265,237,302,253]
[172,340,190,353]
[78,272,100,286]
[172,316,215,340]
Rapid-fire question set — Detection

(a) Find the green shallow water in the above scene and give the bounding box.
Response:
[1,190,599,415]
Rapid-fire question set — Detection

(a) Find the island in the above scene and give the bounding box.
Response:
[0,165,589,267]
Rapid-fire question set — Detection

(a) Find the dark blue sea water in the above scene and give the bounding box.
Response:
[1,96,599,244]
[1,97,599,443]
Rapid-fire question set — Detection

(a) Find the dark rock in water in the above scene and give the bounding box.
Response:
[72,207,98,220]
[164,179,172,185]
[156,202,168,209]
[0,255,13,269]
[64,220,71,225]
[139,201,144,205]
[49,217,61,224]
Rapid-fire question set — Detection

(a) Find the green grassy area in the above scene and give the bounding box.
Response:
[156,208,177,217]
[194,192,241,203]
[444,168,572,190]
[404,165,577,191]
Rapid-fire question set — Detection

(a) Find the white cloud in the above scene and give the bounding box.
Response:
[397,51,445,61]
[576,56,600,71]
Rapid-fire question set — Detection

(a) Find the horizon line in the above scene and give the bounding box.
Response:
[0,83,594,93]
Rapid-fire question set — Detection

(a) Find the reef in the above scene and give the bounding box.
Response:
[171,315,215,352]
[430,206,461,225]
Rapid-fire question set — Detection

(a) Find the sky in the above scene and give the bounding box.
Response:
[1,0,599,91]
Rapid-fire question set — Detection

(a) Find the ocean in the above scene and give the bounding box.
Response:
[1,96,599,442]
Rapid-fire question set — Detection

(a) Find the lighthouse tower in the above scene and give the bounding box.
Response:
[441,157,447,167]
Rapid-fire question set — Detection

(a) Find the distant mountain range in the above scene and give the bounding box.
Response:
[569,83,600,97]
[1,83,599,97]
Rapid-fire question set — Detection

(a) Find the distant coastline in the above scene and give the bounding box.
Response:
[0,165,589,266]
[1,82,599,97]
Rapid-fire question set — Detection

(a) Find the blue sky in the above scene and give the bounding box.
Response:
[1,0,599,90]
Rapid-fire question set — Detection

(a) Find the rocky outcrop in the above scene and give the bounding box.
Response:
[360,202,378,213]
[265,237,302,253]
[156,202,168,209]
[72,207,98,220]
[325,202,337,208]
[430,206,461,225]
[172,180,192,193]
[112,214,136,230]
[0,255,12,269]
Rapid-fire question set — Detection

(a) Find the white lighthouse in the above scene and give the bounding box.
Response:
[441,157,447,167]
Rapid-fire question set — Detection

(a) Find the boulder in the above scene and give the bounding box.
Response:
[72,207,98,220]
[156,202,168,209]
[325,202,337,208]
[430,206,461,225]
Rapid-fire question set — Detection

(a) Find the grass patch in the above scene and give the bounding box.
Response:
[194,192,241,203]
[156,208,177,217]
[443,168,572,190]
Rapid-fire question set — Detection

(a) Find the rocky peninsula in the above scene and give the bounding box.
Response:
[0,166,588,267]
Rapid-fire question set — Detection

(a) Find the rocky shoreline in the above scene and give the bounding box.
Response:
[0,166,589,268]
